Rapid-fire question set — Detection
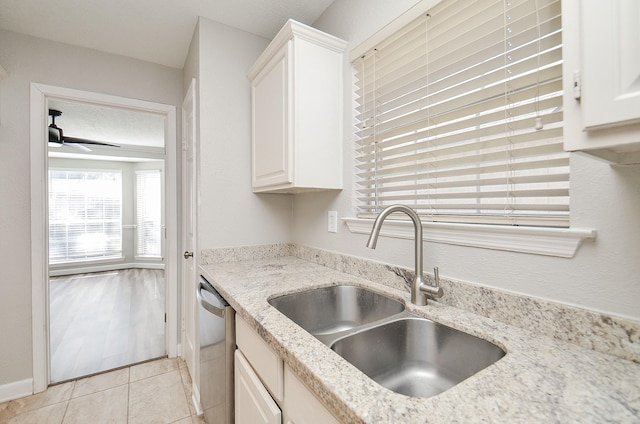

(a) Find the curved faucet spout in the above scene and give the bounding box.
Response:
[366,205,442,306]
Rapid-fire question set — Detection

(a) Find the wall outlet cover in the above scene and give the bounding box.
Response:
[328,211,338,233]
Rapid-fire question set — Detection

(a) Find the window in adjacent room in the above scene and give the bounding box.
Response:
[48,169,123,263]
[135,169,162,258]
[354,0,567,227]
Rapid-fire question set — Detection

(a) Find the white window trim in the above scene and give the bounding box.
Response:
[346,0,596,258]
[48,256,125,268]
[344,217,596,258]
[135,169,163,259]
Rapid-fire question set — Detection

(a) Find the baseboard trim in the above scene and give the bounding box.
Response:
[192,385,203,416]
[0,378,33,403]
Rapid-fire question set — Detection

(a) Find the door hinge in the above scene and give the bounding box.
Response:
[164,313,167,323]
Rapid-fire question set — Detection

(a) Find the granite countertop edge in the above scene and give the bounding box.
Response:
[199,257,640,423]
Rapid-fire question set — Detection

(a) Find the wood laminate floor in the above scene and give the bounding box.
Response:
[49,269,166,384]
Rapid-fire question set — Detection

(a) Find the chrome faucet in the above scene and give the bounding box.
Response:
[366,204,443,306]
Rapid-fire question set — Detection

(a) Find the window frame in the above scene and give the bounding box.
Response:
[346,0,595,257]
[48,167,123,265]
[134,169,163,259]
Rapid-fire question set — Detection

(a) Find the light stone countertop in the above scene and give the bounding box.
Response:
[200,256,640,423]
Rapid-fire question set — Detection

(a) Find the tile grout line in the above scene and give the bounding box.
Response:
[3,358,189,424]
[126,373,131,424]
[181,366,195,422]
[59,380,75,424]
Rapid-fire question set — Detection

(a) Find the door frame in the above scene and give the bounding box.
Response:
[30,83,179,392]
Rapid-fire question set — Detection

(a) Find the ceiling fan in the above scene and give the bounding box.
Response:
[48,108,120,151]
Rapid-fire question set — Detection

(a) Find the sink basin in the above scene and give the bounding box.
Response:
[331,317,505,398]
[268,285,404,336]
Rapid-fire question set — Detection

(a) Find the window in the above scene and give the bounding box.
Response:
[354,0,568,227]
[49,169,122,263]
[135,170,162,258]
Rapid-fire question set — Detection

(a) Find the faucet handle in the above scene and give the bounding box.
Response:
[432,267,444,298]
[420,267,444,299]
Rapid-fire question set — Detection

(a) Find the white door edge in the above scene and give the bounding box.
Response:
[181,77,199,399]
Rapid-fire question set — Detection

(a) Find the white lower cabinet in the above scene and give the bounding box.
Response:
[235,350,282,424]
[283,365,340,424]
[235,316,340,424]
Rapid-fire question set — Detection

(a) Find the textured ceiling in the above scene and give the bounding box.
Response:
[48,100,165,148]
[0,0,335,68]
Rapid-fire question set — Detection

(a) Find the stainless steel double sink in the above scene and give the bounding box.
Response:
[268,285,505,398]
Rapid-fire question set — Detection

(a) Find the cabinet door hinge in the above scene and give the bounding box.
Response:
[573,70,582,101]
[164,313,167,323]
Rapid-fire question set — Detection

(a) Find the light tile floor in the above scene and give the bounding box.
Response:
[0,358,205,424]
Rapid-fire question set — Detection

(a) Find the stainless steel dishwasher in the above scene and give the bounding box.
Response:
[197,275,235,424]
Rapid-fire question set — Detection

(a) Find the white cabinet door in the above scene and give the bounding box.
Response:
[236,316,284,402]
[581,0,640,130]
[249,19,346,193]
[235,350,282,424]
[283,366,339,424]
[562,0,640,163]
[251,46,291,190]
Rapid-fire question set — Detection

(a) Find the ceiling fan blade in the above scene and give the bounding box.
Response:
[62,136,121,148]
[67,143,92,152]
[48,108,121,150]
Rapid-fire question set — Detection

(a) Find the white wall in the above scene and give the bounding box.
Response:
[0,29,182,387]
[194,18,293,249]
[292,0,640,321]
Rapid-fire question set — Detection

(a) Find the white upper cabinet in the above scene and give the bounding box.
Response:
[563,0,640,164]
[248,20,347,193]
[581,1,640,129]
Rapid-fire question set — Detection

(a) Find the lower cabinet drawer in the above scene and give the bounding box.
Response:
[235,350,281,424]
[236,316,284,402]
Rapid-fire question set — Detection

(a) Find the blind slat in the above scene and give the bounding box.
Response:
[356,172,570,194]
[356,117,564,168]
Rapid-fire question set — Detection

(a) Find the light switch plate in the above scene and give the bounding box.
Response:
[328,211,338,233]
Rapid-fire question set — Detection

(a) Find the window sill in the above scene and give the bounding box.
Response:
[49,256,125,268]
[134,255,163,261]
[343,218,596,258]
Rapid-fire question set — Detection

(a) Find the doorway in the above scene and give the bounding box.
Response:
[30,84,179,392]
[46,98,168,382]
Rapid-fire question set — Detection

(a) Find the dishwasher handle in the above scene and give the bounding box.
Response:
[197,281,227,318]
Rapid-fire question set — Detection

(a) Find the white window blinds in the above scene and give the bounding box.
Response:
[354,0,568,227]
[135,170,162,258]
[48,169,122,263]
